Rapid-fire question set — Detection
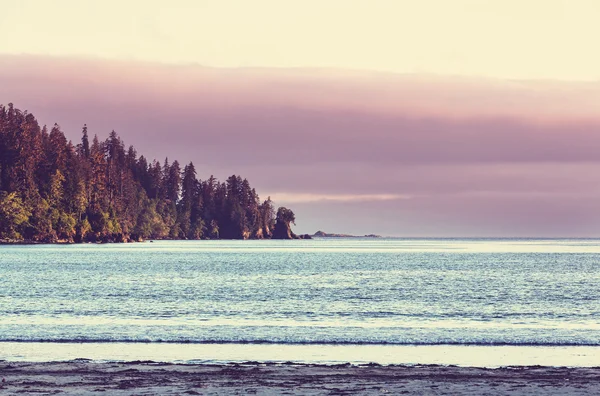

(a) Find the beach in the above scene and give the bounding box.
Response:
[3,240,600,394]
[1,361,600,395]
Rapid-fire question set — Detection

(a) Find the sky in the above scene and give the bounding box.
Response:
[1,0,600,236]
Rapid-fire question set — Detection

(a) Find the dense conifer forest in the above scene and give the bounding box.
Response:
[0,103,300,242]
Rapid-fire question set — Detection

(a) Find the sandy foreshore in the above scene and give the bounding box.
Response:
[1,361,600,395]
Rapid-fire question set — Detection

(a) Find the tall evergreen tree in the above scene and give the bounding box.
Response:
[80,124,90,159]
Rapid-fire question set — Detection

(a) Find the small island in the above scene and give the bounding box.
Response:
[312,230,382,238]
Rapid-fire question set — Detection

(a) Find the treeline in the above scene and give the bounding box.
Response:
[0,103,299,242]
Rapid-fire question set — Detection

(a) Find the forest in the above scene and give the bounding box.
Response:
[0,103,301,242]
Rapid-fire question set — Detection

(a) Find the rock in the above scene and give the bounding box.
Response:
[271,207,299,239]
[272,219,296,239]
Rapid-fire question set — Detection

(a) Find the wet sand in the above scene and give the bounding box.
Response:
[1,361,600,395]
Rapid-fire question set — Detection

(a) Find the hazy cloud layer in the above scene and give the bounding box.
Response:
[2,55,599,236]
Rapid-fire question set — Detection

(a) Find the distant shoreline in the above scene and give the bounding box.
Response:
[0,232,383,245]
[312,230,382,238]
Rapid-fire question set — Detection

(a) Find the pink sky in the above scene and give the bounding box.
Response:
[2,55,600,236]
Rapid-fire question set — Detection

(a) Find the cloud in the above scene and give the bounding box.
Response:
[2,55,600,236]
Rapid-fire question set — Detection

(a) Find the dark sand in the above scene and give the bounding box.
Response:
[2,361,600,395]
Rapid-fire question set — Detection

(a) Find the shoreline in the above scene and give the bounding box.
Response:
[3,343,600,368]
[0,236,315,245]
[2,361,600,395]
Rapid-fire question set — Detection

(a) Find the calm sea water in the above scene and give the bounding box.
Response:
[1,239,600,365]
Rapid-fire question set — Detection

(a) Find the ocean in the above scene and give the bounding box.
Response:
[1,239,600,366]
